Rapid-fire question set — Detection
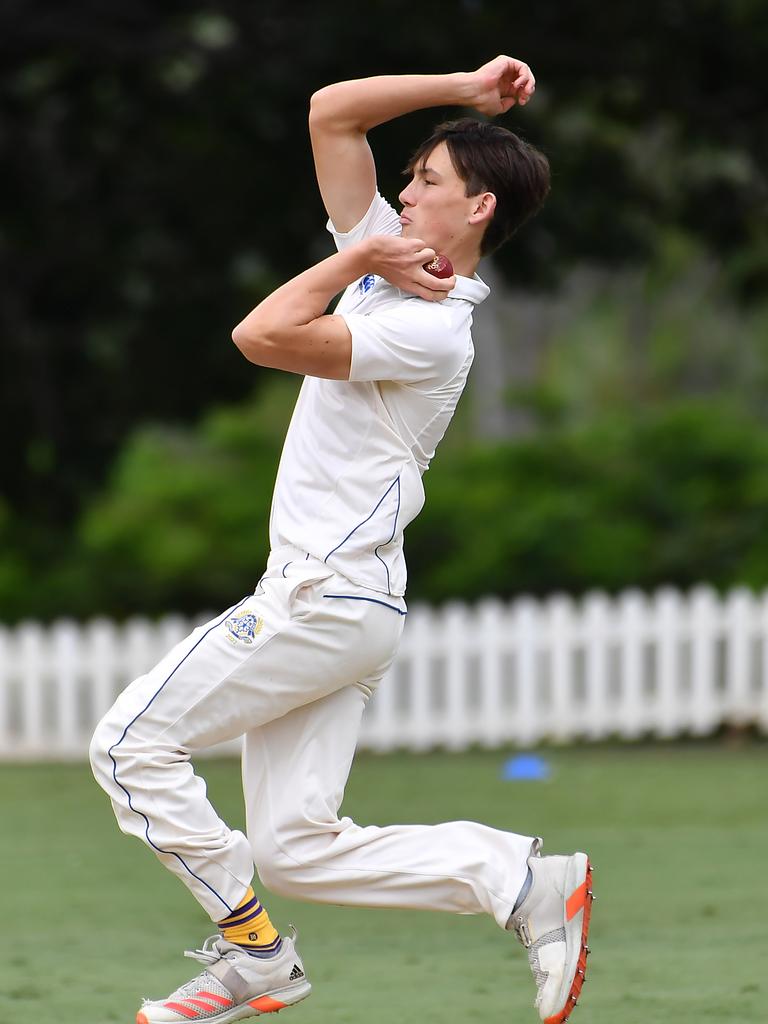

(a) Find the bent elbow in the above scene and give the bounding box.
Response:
[231,323,266,364]
[308,91,329,132]
[309,86,350,132]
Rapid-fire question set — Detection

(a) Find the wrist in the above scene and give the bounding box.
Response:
[448,71,477,105]
[347,237,378,277]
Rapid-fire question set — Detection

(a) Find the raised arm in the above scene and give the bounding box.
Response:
[308,56,536,233]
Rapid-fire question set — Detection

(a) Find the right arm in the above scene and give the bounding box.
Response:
[308,56,536,233]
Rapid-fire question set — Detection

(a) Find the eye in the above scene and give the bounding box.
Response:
[424,179,436,186]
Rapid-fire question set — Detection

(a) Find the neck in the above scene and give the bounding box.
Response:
[443,239,481,278]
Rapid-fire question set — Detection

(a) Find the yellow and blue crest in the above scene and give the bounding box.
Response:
[224,610,264,645]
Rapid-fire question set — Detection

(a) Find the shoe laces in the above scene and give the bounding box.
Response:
[143,966,221,1007]
[183,934,227,968]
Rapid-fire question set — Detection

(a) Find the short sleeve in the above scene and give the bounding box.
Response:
[343,302,467,386]
[327,192,401,252]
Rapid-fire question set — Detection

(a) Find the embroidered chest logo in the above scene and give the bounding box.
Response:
[358,273,375,295]
[224,611,264,645]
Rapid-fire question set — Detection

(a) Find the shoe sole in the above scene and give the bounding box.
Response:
[137,979,312,1024]
[544,855,593,1024]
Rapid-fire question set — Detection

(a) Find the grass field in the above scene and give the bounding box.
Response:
[1,743,766,1024]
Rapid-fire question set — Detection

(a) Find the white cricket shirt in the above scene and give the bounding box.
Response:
[268,191,489,596]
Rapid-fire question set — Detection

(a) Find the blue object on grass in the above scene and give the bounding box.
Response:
[501,753,551,781]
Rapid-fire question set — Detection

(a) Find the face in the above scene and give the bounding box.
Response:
[398,141,492,256]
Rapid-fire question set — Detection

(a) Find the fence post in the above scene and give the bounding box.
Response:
[723,588,753,727]
[87,618,121,726]
[476,599,508,748]
[582,592,611,740]
[19,622,47,755]
[655,588,684,738]
[760,591,768,732]
[0,626,11,753]
[443,602,469,750]
[549,594,576,742]
[688,586,721,734]
[51,620,81,757]
[513,597,541,746]
[615,590,646,739]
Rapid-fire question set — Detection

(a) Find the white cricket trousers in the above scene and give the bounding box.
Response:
[90,547,534,931]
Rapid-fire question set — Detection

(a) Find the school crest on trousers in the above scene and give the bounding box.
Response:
[224,610,264,645]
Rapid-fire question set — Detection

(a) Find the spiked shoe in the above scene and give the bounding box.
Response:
[508,851,593,1024]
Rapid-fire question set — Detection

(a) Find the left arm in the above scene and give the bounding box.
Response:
[231,235,452,379]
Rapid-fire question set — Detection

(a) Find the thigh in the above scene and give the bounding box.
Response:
[104,567,403,754]
[242,683,369,856]
[241,595,404,844]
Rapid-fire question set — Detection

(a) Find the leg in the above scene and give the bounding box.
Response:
[244,658,594,1024]
[244,683,535,930]
[89,560,403,921]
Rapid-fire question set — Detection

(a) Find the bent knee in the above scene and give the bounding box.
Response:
[255,849,309,899]
[89,709,146,790]
[88,712,119,788]
[252,829,335,899]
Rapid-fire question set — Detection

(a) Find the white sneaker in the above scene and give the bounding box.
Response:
[507,847,593,1024]
[137,929,311,1023]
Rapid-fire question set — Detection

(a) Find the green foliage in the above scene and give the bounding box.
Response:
[4,381,768,621]
[408,400,768,602]
[72,374,300,617]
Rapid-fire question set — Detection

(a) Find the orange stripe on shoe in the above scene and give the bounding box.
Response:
[197,991,234,1006]
[185,997,221,1011]
[545,860,594,1024]
[565,880,587,921]
[249,995,288,1012]
[163,1001,201,1018]
[136,1014,149,1024]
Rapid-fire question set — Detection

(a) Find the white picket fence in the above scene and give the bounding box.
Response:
[2,585,768,761]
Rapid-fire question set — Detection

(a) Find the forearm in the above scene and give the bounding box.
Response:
[232,244,369,351]
[309,73,475,134]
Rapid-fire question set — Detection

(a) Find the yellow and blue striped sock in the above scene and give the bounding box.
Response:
[218,887,282,956]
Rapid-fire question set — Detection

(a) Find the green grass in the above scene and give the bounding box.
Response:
[1,744,766,1023]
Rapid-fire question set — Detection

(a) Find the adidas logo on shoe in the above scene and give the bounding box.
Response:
[289,964,305,981]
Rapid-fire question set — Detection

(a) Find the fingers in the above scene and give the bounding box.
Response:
[416,270,456,301]
[512,64,535,106]
[494,55,535,108]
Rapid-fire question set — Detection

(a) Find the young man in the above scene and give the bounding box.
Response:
[90,55,592,1024]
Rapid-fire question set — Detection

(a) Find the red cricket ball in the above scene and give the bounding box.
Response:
[423,254,454,279]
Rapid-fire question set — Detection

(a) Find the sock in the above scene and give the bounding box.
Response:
[218,887,282,956]
[512,866,533,912]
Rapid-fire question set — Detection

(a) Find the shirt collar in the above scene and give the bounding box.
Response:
[446,273,490,305]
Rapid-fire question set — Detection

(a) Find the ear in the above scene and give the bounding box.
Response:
[468,191,496,226]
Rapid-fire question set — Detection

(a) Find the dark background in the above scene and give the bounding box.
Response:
[1,1,767,620]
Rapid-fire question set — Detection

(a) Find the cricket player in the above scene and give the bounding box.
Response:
[90,54,593,1024]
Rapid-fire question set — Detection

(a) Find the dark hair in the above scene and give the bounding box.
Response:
[405,117,550,256]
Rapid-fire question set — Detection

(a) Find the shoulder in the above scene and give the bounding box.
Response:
[370,292,473,382]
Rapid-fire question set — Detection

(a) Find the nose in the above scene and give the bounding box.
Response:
[399,179,415,207]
